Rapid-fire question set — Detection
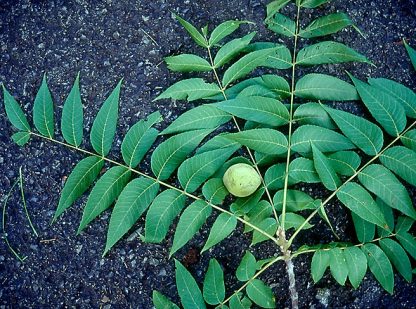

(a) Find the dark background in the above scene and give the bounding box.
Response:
[0,0,415,308]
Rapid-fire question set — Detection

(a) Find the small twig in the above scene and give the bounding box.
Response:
[19,167,39,237]
[39,238,57,243]
[141,28,159,46]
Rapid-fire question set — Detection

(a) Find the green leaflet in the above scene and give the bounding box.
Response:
[77,166,131,233]
[362,244,394,294]
[162,105,231,135]
[222,47,280,87]
[213,32,256,68]
[104,178,159,255]
[61,73,83,147]
[209,20,251,46]
[324,106,384,156]
[327,151,361,176]
[11,131,30,146]
[2,85,30,132]
[237,85,275,98]
[329,248,348,285]
[151,128,214,180]
[349,74,406,137]
[236,251,257,281]
[90,79,122,156]
[175,14,207,48]
[291,125,355,154]
[246,279,275,309]
[351,213,375,243]
[311,250,330,282]
[289,158,320,183]
[152,291,180,309]
[396,232,416,260]
[296,41,370,66]
[265,163,286,190]
[230,293,252,309]
[214,96,289,127]
[202,213,237,253]
[121,111,161,168]
[266,0,290,21]
[178,147,237,193]
[231,188,264,215]
[376,198,395,237]
[261,74,291,99]
[299,13,352,38]
[401,129,416,151]
[358,164,416,219]
[251,218,278,245]
[197,134,240,154]
[369,78,416,118]
[293,102,336,129]
[281,213,313,230]
[170,200,212,256]
[33,74,54,138]
[312,143,341,191]
[224,128,288,155]
[251,43,292,69]
[396,216,413,233]
[266,13,296,37]
[53,156,104,221]
[165,54,211,72]
[202,178,229,205]
[404,40,416,71]
[299,0,330,8]
[144,190,186,243]
[344,246,367,289]
[273,190,316,212]
[337,183,387,228]
[295,74,358,101]
[155,78,221,101]
[379,238,412,282]
[174,259,207,309]
[380,146,416,186]
[244,200,273,232]
[255,151,284,167]
[203,259,225,305]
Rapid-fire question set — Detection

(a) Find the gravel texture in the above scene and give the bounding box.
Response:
[0,0,416,308]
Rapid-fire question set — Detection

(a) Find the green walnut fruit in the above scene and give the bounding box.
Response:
[223,163,262,197]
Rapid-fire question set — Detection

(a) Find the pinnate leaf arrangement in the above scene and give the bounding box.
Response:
[2,0,416,308]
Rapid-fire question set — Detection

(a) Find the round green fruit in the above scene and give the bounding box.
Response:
[223,163,262,197]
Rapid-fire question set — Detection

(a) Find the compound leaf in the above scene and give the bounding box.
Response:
[202,213,237,253]
[145,190,186,243]
[170,200,212,256]
[53,156,104,221]
[90,79,122,156]
[337,183,387,228]
[162,105,231,135]
[77,166,131,233]
[295,74,358,101]
[61,73,83,147]
[175,259,206,309]
[122,111,162,168]
[151,128,214,180]
[362,244,394,294]
[155,78,221,102]
[2,85,30,132]
[33,74,54,138]
[297,41,370,66]
[165,54,211,72]
[104,178,159,255]
[203,259,225,305]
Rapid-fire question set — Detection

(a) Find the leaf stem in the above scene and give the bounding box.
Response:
[280,4,301,232]
[287,119,416,247]
[19,166,39,237]
[28,131,280,245]
[206,45,279,224]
